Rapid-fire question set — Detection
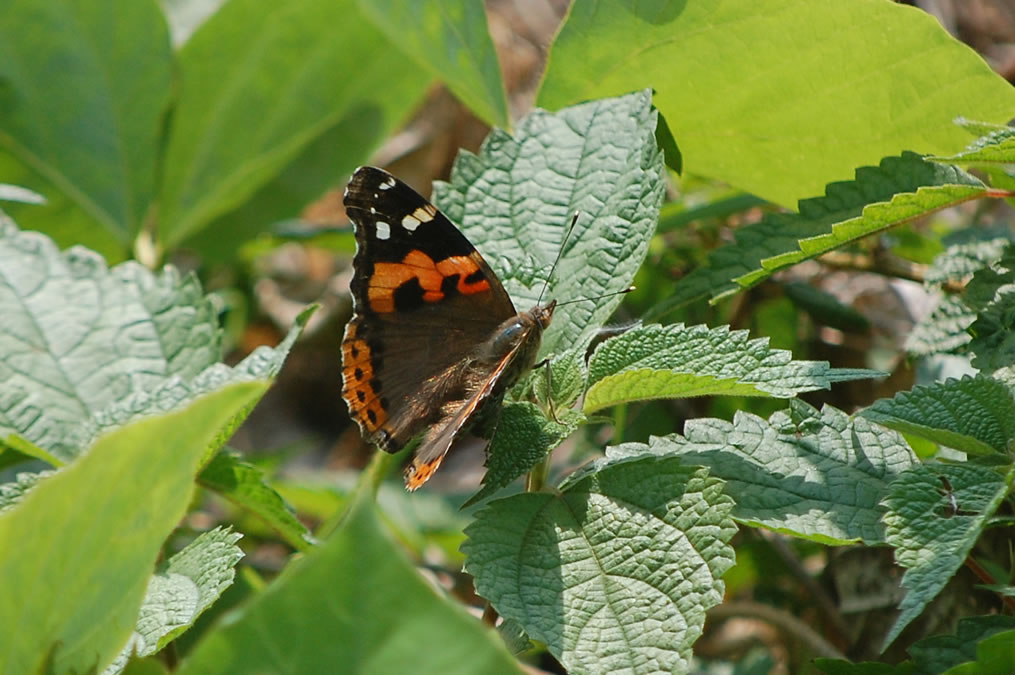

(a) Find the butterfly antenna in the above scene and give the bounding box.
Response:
[537,211,581,305]
[555,286,636,308]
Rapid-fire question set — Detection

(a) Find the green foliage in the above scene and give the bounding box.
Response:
[3,2,1015,673]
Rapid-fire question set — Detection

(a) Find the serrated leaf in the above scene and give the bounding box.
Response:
[104,528,244,675]
[462,402,579,508]
[881,464,1012,649]
[0,0,171,247]
[538,0,1015,208]
[158,0,429,247]
[661,152,985,310]
[605,400,917,545]
[0,218,312,462]
[463,459,736,675]
[930,127,1015,167]
[198,450,314,551]
[357,0,507,127]
[177,487,522,675]
[583,323,879,412]
[906,294,975,357]
[924,234,1010,285]
[0,381,268,675]
[0,470,52,514]
[860,375,1015,456]
[433,89,664,356]
[966,249,1015,372]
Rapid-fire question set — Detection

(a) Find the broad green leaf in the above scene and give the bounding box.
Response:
[0,218,313,462]
[462,402,580,508]
[0,381,268,675]
[198,450,314,551]
[583,323,879,413]
[662,153,985,310]
[931,126,1015,168]
[433,89,664,356]
[158,0,429,247]
[357,0,507,127]
[906,294,975,357]
[525,346,588,411]
[104,528,244,675]
[966,248,1015,371]
[463,459,736,675]
[538,0,1015,207]
[178,488,522,675]
[860,375,1015,456]
[881,464,1012,649]
[607,400,917,545]
[0,0,171,245]
[815,615,1015,675]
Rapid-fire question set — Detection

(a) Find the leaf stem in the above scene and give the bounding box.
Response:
[526,456,550,492]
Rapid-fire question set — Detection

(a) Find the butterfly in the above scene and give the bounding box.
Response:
[341,166,556,490]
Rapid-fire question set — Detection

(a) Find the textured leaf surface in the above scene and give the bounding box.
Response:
[463,402,580,508]
[608,400,916,545]
[881,463,1011,649]
[0,220,311,462]
[357,0,506,127]
[0,382,268,675]
[104,528,244,675]
[584,323,879,412]
[662,153,985,309]
[198,450,314,551]
[906,294,975,357]
[538,0,1015,207]
[931,126,1015,167]
[158,0,429,246]
[965,248,1015,372]
[433,90,664,356]
[860,375,1015,456]
[0,0,171,247]
[178,490,522,675]
[0,470,51,514]
[463,458,736,674]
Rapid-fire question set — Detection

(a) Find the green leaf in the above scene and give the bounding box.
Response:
[662,152,985,310]
[0,0,171,245]
[583,323,880,413]
[433,89,664,356]
[0,381,268,675]
[538,0,1015,208]
[906,294,975,357]
[881,463,1012,649]
[462,402,580,508]
[783,282,871,333]
[860,375,1015,456]
[0,470,52,514]
[463,459,736,674]
[607,400,917,545]
[158,0,429,247]
[966,248,1015,372]
[0,217,313,462]
[930,126,1015,168]
[198,450,314,551]
[357,0,507,127]
[105,528,244,675]
[177,487,523,674]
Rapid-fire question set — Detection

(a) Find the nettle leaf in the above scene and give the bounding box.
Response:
[462,402,581,508]
[526,347,588,411]
[881,463,1012,650]
[104,528,244,675]
[0,220,311,463]
[662,152,985,310]
[158,0,429,247]
[0,0,171,250]
[433,89,664,357]
[538,0,1015,208]
[0,470,52,514]
[583,323,879,413]
[906,294,975,357]
[198,451,315,551]
[178,490,522,675]
[356,0,507,127]
[607,400,917,545]
[0,382,268,675]
[860,375,1015,456]
[931,126,1015,168]
[966,248,1015,372]
[815,615,1015,674]
[463,458,736,675]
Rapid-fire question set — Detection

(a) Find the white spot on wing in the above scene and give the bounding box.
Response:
[379,177,396,190]
[376,221,391,240]
[402,214,421,231]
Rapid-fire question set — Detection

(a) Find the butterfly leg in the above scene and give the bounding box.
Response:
[535,358,560,423]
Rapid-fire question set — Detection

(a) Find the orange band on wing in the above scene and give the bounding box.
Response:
[367,251,490,312]
[341,329,387,432]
